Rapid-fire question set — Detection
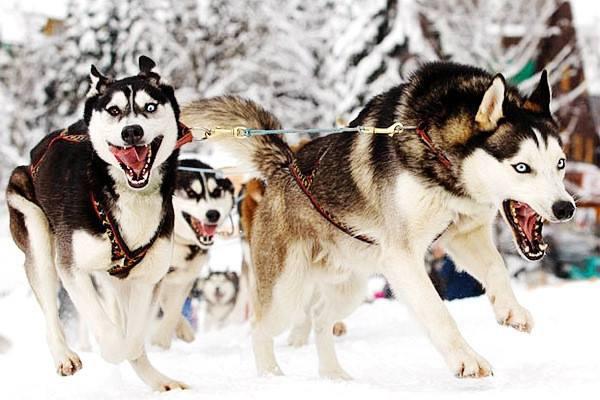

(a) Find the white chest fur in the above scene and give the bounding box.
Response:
[112,188,164,249]
[391,173,495,252]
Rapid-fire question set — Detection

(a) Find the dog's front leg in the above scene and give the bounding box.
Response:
[129,350,188,391]
[58,268,126,363]
[442,222,534,332]
[125,281,188,391]
[152,280,194,349]
[384,253,493,378]
[123,280,160,359]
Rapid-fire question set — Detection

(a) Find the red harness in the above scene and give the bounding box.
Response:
[29,123,193,279]
[289,127,453,246]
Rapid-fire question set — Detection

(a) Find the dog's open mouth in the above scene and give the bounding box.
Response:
[182,212,216,246]
[109,136,163,189]
[502,200,548,261]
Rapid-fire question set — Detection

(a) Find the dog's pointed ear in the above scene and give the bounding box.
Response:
[139,55,156,74]
[476,74,505,131]
[525,70,552,115]
[138,55,160,85]
[87,65,111,98]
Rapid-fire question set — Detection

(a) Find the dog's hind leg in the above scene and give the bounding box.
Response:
[311,290,351,380]
[442,222,533,333]
[384,252,493,378]
[251,271,303,376]
[7,190,82,376]
[287,291,315,347]
[312,277,365,380]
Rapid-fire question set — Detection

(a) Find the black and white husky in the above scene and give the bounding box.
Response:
[6,56,188,391]
[152,158,235,348]
[182,63,576,380]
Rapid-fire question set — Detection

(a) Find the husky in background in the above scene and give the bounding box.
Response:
[182,62,575,380]
[6,56,188,391]
[198,270,243,331]
[152,158,235,348]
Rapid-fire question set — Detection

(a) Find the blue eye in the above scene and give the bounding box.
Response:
[557,158,566,170]
[512,163,531,174]
[145,103,157,113]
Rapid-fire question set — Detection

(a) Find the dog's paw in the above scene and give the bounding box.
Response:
[154,379,188,392]
[175,319,195,343]
[56,351,83,376]
[319,367,353,381]
[257,364,285,377]
[332,322,347,337]
[446,347,493,379]
[495,302,534,333]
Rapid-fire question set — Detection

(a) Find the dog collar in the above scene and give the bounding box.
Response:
[416,127,452,170]
[175,122,194,149]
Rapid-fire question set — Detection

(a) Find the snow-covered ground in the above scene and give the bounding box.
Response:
[1,231,599,400]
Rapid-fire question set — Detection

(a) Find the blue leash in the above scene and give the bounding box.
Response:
[192,122,416,140]
[242,126,362,137]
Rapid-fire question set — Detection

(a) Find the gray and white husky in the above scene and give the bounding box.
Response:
[6,56,188,391]
[181,62,575,380]
[152,158,235,348]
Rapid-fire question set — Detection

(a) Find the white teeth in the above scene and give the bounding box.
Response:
[524,245,530,253]
[539,243,548,250]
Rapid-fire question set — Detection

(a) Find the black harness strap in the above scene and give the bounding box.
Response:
[90,192,164,279]
[287,126,453,246]
[29,129,88,178]
[288,150,377,246]
[27,126,170,280]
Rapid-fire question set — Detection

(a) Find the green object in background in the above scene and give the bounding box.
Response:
[568,256,600,280]
[510,60,537,85]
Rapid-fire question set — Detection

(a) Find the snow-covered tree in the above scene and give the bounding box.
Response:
[320,0,436,125]
[416,0,584,107]
[200,0,330,128]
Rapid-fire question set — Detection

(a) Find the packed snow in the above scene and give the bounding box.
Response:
[1,226,599,399]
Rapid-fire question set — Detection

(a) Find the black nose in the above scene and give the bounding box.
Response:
[206,209,220,223]
[121,124,144,145]
[552,201,575,221]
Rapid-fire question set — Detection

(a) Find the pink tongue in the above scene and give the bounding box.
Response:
[111,146,148,175]
[202,224,218,236]
[517,204,537,242]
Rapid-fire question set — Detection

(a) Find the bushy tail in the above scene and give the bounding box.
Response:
[180,96,293,180]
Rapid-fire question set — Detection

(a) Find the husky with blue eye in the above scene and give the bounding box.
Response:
[6,56,189,391]
[182,62,575,380]
[152,158,235,348]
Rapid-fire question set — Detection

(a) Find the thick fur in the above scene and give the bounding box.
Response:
[6,57,187,391]
[181,95,291,179]
[152,159,235,349]
[240,178,347,347]
[182,62,575,380]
